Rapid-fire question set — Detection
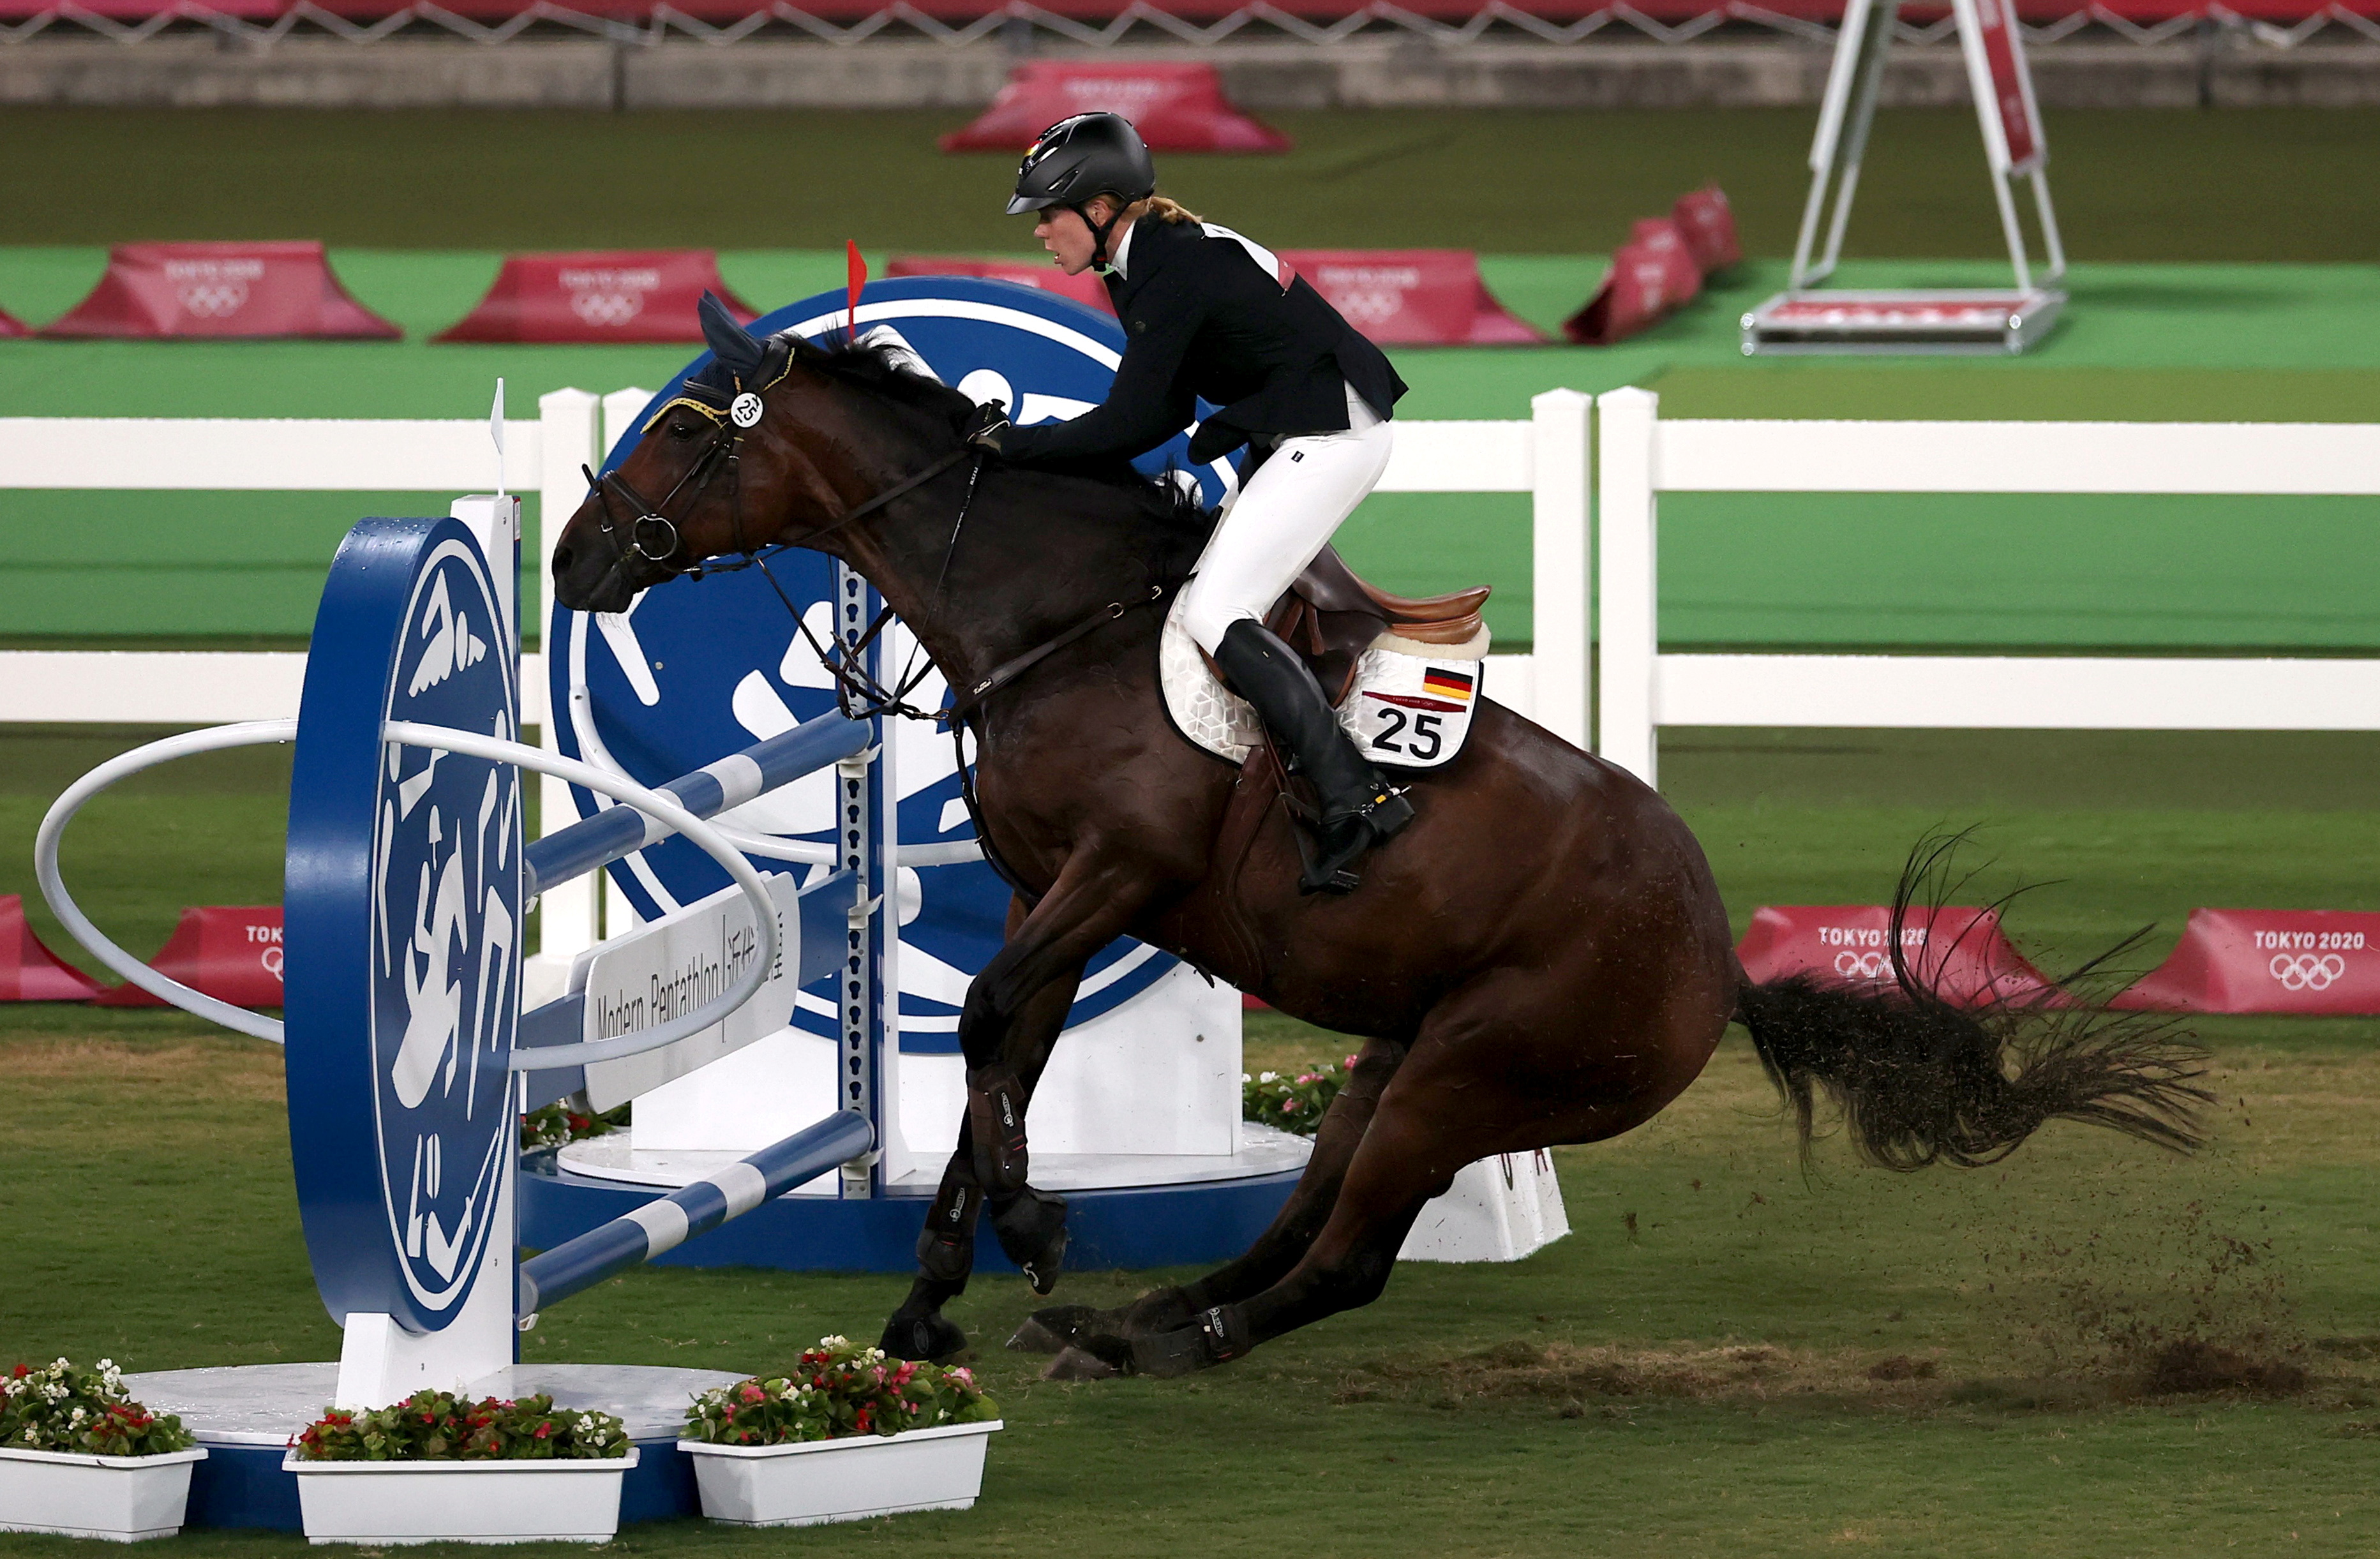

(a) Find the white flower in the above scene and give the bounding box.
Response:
[819,1335,848,1349]
[1258,1071,1278,1084]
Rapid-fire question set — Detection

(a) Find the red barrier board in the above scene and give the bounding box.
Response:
[0,895,103,1002]
[1672,186,1742,274]
[435,250,760,343]
[1280,250,1545,345]
[41,242,399,340]
[940,62,1289,153]
[1737,904,2064,1008]
[885,255,1114,315]
[1564,217,1703,345]
[0,308,27,338]
[92,906,285,1010]
[2112,909,2380,1015]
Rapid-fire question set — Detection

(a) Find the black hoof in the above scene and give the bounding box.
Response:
[991,1188,1069,1297]
[1009,1303,1099,1354]
[1006,1315,1074,1354]
[879,1309,969,1364]
[1042,1345,1123,1382]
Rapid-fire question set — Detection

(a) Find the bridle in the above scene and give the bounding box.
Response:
[578,340,984,725]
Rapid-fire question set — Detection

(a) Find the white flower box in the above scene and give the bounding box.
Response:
[682,1420,1002,1528]
[0,1443,207,1542]
[281,1448,638,1546]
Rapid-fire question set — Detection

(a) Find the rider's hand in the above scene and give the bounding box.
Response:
[963,401,1011,454]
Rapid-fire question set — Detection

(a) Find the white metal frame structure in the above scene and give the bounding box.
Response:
[1747,0,2070,354]
[1593,386,2380,786]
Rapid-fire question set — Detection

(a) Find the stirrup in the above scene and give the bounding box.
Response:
[1293,786,1412,896]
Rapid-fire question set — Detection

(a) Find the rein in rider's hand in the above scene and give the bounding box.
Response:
[964,402,1012,454]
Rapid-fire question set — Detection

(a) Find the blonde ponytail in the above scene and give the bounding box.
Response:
[1137,195,1202,225]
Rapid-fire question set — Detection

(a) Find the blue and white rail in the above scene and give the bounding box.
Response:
[516,1108,876,1317]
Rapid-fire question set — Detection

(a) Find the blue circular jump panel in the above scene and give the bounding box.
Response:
[549,278,1234,1051]
[286,518,522,1332]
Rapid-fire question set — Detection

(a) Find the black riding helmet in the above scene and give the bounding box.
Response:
[1007,112,1158,268]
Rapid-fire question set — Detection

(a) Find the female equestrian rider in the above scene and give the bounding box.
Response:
[964,111,1414,895]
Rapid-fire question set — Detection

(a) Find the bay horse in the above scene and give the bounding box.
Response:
[550,305,2206,1380]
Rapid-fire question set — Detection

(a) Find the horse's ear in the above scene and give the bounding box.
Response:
[698,292,765,380]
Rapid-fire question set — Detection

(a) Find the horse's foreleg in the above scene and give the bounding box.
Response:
[884,871,1148,1362]
[1012,1040,1402,1354]
[881,965,1076,1363]
[957,858,1155,1193]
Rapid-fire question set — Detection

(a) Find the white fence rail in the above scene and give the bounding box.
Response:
[1593,387,2380,786]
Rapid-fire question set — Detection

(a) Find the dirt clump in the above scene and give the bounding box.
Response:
[2132,1338,2307,1398]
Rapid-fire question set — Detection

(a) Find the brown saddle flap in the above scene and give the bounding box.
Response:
[1290,546,1492,629]
[1251,544,1490,705]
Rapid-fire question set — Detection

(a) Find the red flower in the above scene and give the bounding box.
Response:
[535,1423,551,1439]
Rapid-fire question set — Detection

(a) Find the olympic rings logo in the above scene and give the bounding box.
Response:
[2269,953,2347,991]
[1833,950,1894,981]
[1329,288,1407,326]
[177,283,250,318]
[570,290,647,327]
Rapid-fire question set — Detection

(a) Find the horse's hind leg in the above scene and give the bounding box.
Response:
[1012,1039,1400,1352]
[1052,1073,1473,1378]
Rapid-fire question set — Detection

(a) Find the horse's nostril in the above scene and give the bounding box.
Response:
[552,544,573,572]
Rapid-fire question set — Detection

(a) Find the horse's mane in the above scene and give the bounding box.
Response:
[774,332,1213,533]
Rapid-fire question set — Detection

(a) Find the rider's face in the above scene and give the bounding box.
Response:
[1033,202,1107,276]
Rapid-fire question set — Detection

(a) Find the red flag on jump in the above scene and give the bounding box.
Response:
[846,242,867,341]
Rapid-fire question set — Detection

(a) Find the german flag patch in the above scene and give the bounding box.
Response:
[1419,666,1476,705]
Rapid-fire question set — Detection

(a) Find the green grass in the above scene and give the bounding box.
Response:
[7,726,2380,1553]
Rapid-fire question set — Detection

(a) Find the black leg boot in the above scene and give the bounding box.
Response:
[1212,620,1414,894]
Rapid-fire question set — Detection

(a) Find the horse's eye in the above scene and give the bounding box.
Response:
[668,419,700,441]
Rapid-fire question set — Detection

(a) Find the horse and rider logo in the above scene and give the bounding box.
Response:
[368,541,521,1320]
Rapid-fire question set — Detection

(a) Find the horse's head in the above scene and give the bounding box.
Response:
[551,294,950,615]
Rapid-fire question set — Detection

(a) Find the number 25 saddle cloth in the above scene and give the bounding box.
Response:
[1160,544,1490,772]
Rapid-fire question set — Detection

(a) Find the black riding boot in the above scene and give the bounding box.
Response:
[1212,619,1414,894]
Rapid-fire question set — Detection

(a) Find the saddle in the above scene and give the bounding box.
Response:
[1260,545,1491,705]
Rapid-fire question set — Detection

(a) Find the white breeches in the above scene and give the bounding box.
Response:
[1178,384,1394,655]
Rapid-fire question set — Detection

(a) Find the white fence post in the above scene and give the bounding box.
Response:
[1594,387,1659,787]
[1529,389,1592,752]
[535,389,602,969]
[594,390,655,939]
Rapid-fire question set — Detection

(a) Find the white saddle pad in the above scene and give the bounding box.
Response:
[1158,592,1485,771]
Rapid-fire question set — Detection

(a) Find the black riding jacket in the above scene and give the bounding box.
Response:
[997,216,1408,468]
